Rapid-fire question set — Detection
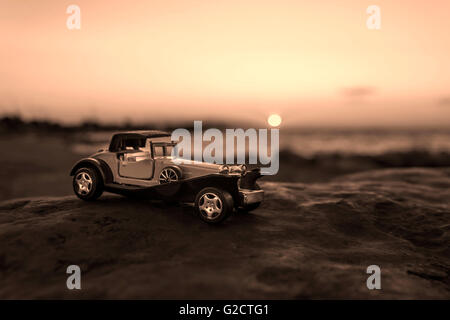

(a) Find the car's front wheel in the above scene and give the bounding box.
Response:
[73,167,103,201]
[195,187,234,224]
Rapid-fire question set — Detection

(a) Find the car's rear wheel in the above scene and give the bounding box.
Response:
[195,187,234,224]
[73,167,103,201]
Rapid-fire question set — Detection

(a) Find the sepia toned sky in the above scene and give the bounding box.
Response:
[1,0,450,127]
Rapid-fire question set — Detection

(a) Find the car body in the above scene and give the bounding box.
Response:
[70,130,264,223]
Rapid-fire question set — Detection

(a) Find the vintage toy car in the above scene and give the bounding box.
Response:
[70,131,264,224]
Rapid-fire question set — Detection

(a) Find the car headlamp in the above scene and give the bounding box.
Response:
[219,165,230,174]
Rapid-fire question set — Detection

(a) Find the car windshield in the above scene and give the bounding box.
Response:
[152,143,176,157]
[165,145,174,156]
[154,146,164,157]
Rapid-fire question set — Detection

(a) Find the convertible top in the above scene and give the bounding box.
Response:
[109,130,171,152]
[113,130,171,139]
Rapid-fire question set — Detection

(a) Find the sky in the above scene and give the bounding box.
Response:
[1,0,450,127]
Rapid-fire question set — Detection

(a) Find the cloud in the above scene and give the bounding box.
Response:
[437,96,450,106]
[341,86,376,98]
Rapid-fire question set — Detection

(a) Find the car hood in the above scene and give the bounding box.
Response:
[171,158,222,171]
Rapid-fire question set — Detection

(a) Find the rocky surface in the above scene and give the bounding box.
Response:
[0,168,449,299]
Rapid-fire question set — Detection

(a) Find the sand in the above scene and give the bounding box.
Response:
[0,167,448,299]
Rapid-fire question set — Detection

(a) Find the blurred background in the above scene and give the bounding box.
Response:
[1,0,449,200]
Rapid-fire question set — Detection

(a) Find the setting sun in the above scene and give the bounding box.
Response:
[268,114,282,127]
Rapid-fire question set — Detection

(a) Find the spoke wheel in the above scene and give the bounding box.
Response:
[159,168,179,184]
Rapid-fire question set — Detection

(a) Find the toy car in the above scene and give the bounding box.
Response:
[70,131,264,224]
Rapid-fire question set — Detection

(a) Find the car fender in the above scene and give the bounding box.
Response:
[153,174,241,204]
[69,158,113,184]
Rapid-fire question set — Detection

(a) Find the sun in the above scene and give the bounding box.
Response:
[267,114,282,127]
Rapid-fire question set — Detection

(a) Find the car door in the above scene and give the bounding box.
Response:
[119,151,154,179]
